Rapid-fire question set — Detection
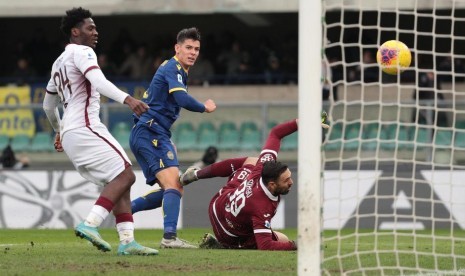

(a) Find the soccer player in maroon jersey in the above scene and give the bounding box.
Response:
[180,119,299,250]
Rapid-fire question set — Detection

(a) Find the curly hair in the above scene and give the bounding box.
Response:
[60,7,92,38]
[176,27,201,44]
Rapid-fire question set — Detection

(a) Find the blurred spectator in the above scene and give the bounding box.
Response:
[151,55,164,75]
[97,53,117,77]
[217,41,243,83]
[0,145,30,170]
[327,56,341,101]
[188,55,215,86]
[12,57,37,85]
[280,35,298,83]
[0,27,305,85]
[190,146,219,170]
[251,37,273,75]
[411,71,449,127]
[26,27,52,76]
[109,28,136,67]
[322,59,332,101]
[361,50,379,82]
[349,49,379,82]
[118,44,153,80]
[264,55,284,84]
[234,52,255,84]
[437,56,465,82]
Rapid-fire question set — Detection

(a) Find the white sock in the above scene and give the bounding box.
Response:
[84,205,109,227]
[117,222,135,245]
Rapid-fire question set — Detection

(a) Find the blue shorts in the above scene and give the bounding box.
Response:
[130,123,179,185]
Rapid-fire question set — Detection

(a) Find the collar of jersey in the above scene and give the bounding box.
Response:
[173,56,189,73]
[259,177,279,201]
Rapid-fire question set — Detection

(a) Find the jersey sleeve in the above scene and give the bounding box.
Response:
[166,65,187,94]
[46,76,58,94]
[251,209,296,251]
[249,119,298,178]
[43,88,61,132]
[73,46,100,75]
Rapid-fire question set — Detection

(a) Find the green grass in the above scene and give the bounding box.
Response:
[1,228,464,275]
[0,228,297,276]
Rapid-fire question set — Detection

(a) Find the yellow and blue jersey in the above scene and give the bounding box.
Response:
[136,56,189,131]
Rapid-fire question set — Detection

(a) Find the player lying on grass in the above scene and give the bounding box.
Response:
[179,119,300,250]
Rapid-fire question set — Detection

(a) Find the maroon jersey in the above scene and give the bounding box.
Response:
[208,120,298,250]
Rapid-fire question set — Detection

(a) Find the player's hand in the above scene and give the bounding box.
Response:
[204,99,216,113]
[54,133,64,152]
[124,96,149,116]
[321,110,330,129]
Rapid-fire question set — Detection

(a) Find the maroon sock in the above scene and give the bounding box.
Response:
[115,213,134,224]
[197,157,248,179]
[95,196,114,212]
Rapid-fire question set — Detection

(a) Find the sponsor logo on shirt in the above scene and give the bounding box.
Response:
[167,151,174,160]
[87,52,94,59]
[245,179,253,198]
[226,218,234,229]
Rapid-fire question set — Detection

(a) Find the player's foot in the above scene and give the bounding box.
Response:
[160,237,198,249]
[179,167,199,186]
[117,240,159,256]
[75,221,112,252]
[199,233,223,249]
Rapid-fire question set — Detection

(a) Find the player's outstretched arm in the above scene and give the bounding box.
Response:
[172,91,216,113]
[203,99,216,113]
[261,119,298,154]
[85,69,148,116]
[180,157,248,186]
[254,232,297,251]
[123,95,149,117]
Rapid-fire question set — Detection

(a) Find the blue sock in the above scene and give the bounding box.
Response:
[131,189,164,214]
[162,189,182,239]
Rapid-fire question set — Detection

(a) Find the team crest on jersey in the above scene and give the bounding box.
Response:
[260,153,274,163]
[167,151,174,160]
[264,220,271,229]
[176,64,182,70]
[177,74,183,84]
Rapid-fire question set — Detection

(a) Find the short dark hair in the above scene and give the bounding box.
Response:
[176,27,201,44]
[261,161,288,185]
[60,7,92,38]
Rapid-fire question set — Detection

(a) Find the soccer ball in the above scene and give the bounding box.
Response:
[376,40,412,75]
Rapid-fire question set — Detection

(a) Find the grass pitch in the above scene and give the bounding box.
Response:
[1,228,464,275]
[0,228,297,276]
